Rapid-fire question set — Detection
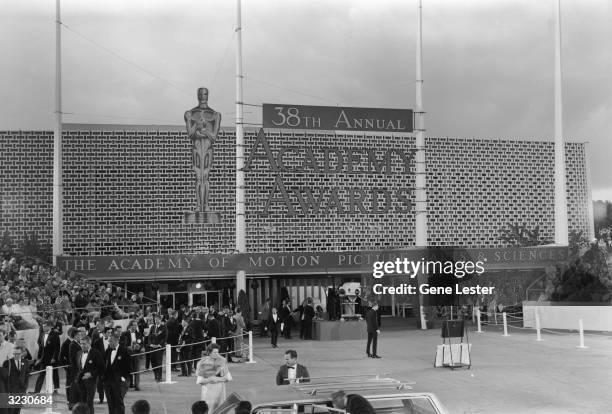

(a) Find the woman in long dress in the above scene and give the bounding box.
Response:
[233,308,246,359]
[196,343,232,411]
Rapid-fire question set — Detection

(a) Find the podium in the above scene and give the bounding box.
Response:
[434,320,471,369]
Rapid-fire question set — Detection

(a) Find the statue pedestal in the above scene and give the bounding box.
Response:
[184,211,221,224]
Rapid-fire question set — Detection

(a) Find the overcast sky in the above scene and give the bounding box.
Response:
[1,0,611,201]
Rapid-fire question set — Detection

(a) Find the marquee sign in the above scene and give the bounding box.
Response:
[57,246,569,279]
[263,104,413,133]
[244,129,415,216]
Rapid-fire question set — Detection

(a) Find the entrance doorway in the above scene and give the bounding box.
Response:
[189,291,222,308]
[158,291,189,310]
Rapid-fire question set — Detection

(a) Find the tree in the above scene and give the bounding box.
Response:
[0,231,15,260]
[18,232,52,265]
[237,289,251,324]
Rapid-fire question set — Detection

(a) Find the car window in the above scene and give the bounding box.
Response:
[369,397,440,414]
[255,409,297,414]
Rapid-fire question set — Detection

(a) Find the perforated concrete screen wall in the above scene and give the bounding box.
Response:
[0,126,590,255]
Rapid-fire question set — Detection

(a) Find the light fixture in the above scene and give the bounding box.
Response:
[195,283,202,289]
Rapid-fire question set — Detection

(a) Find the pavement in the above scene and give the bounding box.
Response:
[22,317,612,414]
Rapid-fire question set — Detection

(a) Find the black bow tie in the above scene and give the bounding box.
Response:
[288,366,295,369]
[110,347,117,351]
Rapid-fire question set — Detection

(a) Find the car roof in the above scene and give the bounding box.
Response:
[213,375,449,414]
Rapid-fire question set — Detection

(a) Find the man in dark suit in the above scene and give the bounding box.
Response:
[301,299,315,340]
[268,307,281,348]
[219,307,235,362]
[60,327,77,410]
[103,334,131,414]
[331,390,375,414]
[33,320,61,393]
[275,349,309,385]
[92,327,112,404]
[365,303,381,358]
[147,314,167,382]
[2,345,31,414]
[165,310,182,370]
[278,300,293,339]
[178,316,194,377]
[67,326,87,410]
[73,335,104,414]
[120,320,144,391]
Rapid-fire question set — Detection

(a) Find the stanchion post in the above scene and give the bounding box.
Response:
[419,306,427,330]
[44,365,60,414]
[246,331,256,364]
[577,318,587,348]
[212,337,217,344]
[471,306,475,323]
[494,310,498,325]
[163,344,176,384]
[535,308,542,341]
[476,308,483,333]
[502,312,509,336]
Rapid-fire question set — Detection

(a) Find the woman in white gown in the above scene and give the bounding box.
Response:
[196,343,232,411]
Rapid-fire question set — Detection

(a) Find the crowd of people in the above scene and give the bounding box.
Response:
[0,255,381,414]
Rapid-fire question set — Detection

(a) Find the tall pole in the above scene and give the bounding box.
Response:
[415,0,428,329]
[235,0,247,295]
[554,0,568,245]
[52,0,63,265]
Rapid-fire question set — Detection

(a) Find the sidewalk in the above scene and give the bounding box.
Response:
[25,319,612,414]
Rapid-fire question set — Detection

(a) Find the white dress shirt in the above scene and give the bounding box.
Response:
[287,364,296,382]
[81,352,88,369]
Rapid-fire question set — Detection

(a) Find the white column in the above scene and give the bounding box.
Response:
[554,0,568,245]
[52,0,63,265]
[415,0,428,330]
[235,0,246,295]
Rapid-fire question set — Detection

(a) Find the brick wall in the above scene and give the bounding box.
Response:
[0,126,591,255]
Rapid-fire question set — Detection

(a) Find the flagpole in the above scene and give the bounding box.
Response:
[415,0,428,329]
[554,0,568,245]
[235,0,246,294]
[52,0,64,265]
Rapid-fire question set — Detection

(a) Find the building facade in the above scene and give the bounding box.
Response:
[0,125,592,315]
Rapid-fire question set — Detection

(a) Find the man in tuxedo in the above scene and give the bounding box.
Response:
[103,334,131,414]
[331,390,375,414]
[92,327,112,404]
[120,320,144,391]
[165,310,182,370]
[147,314,167,382]
[278,300,293,339]
[275,349,309,385]
[178,316,194,377]
[67,326,87,410]
[365,303,381,358]
[60,327,77,410]
[73,335,104,414]
[268,307,281,348]
[33,320,61,393]
[2,345,31,414]
[219,307,235,362]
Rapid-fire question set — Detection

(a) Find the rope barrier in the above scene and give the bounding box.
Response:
[131,347,164,357]
[172,332,247,348]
